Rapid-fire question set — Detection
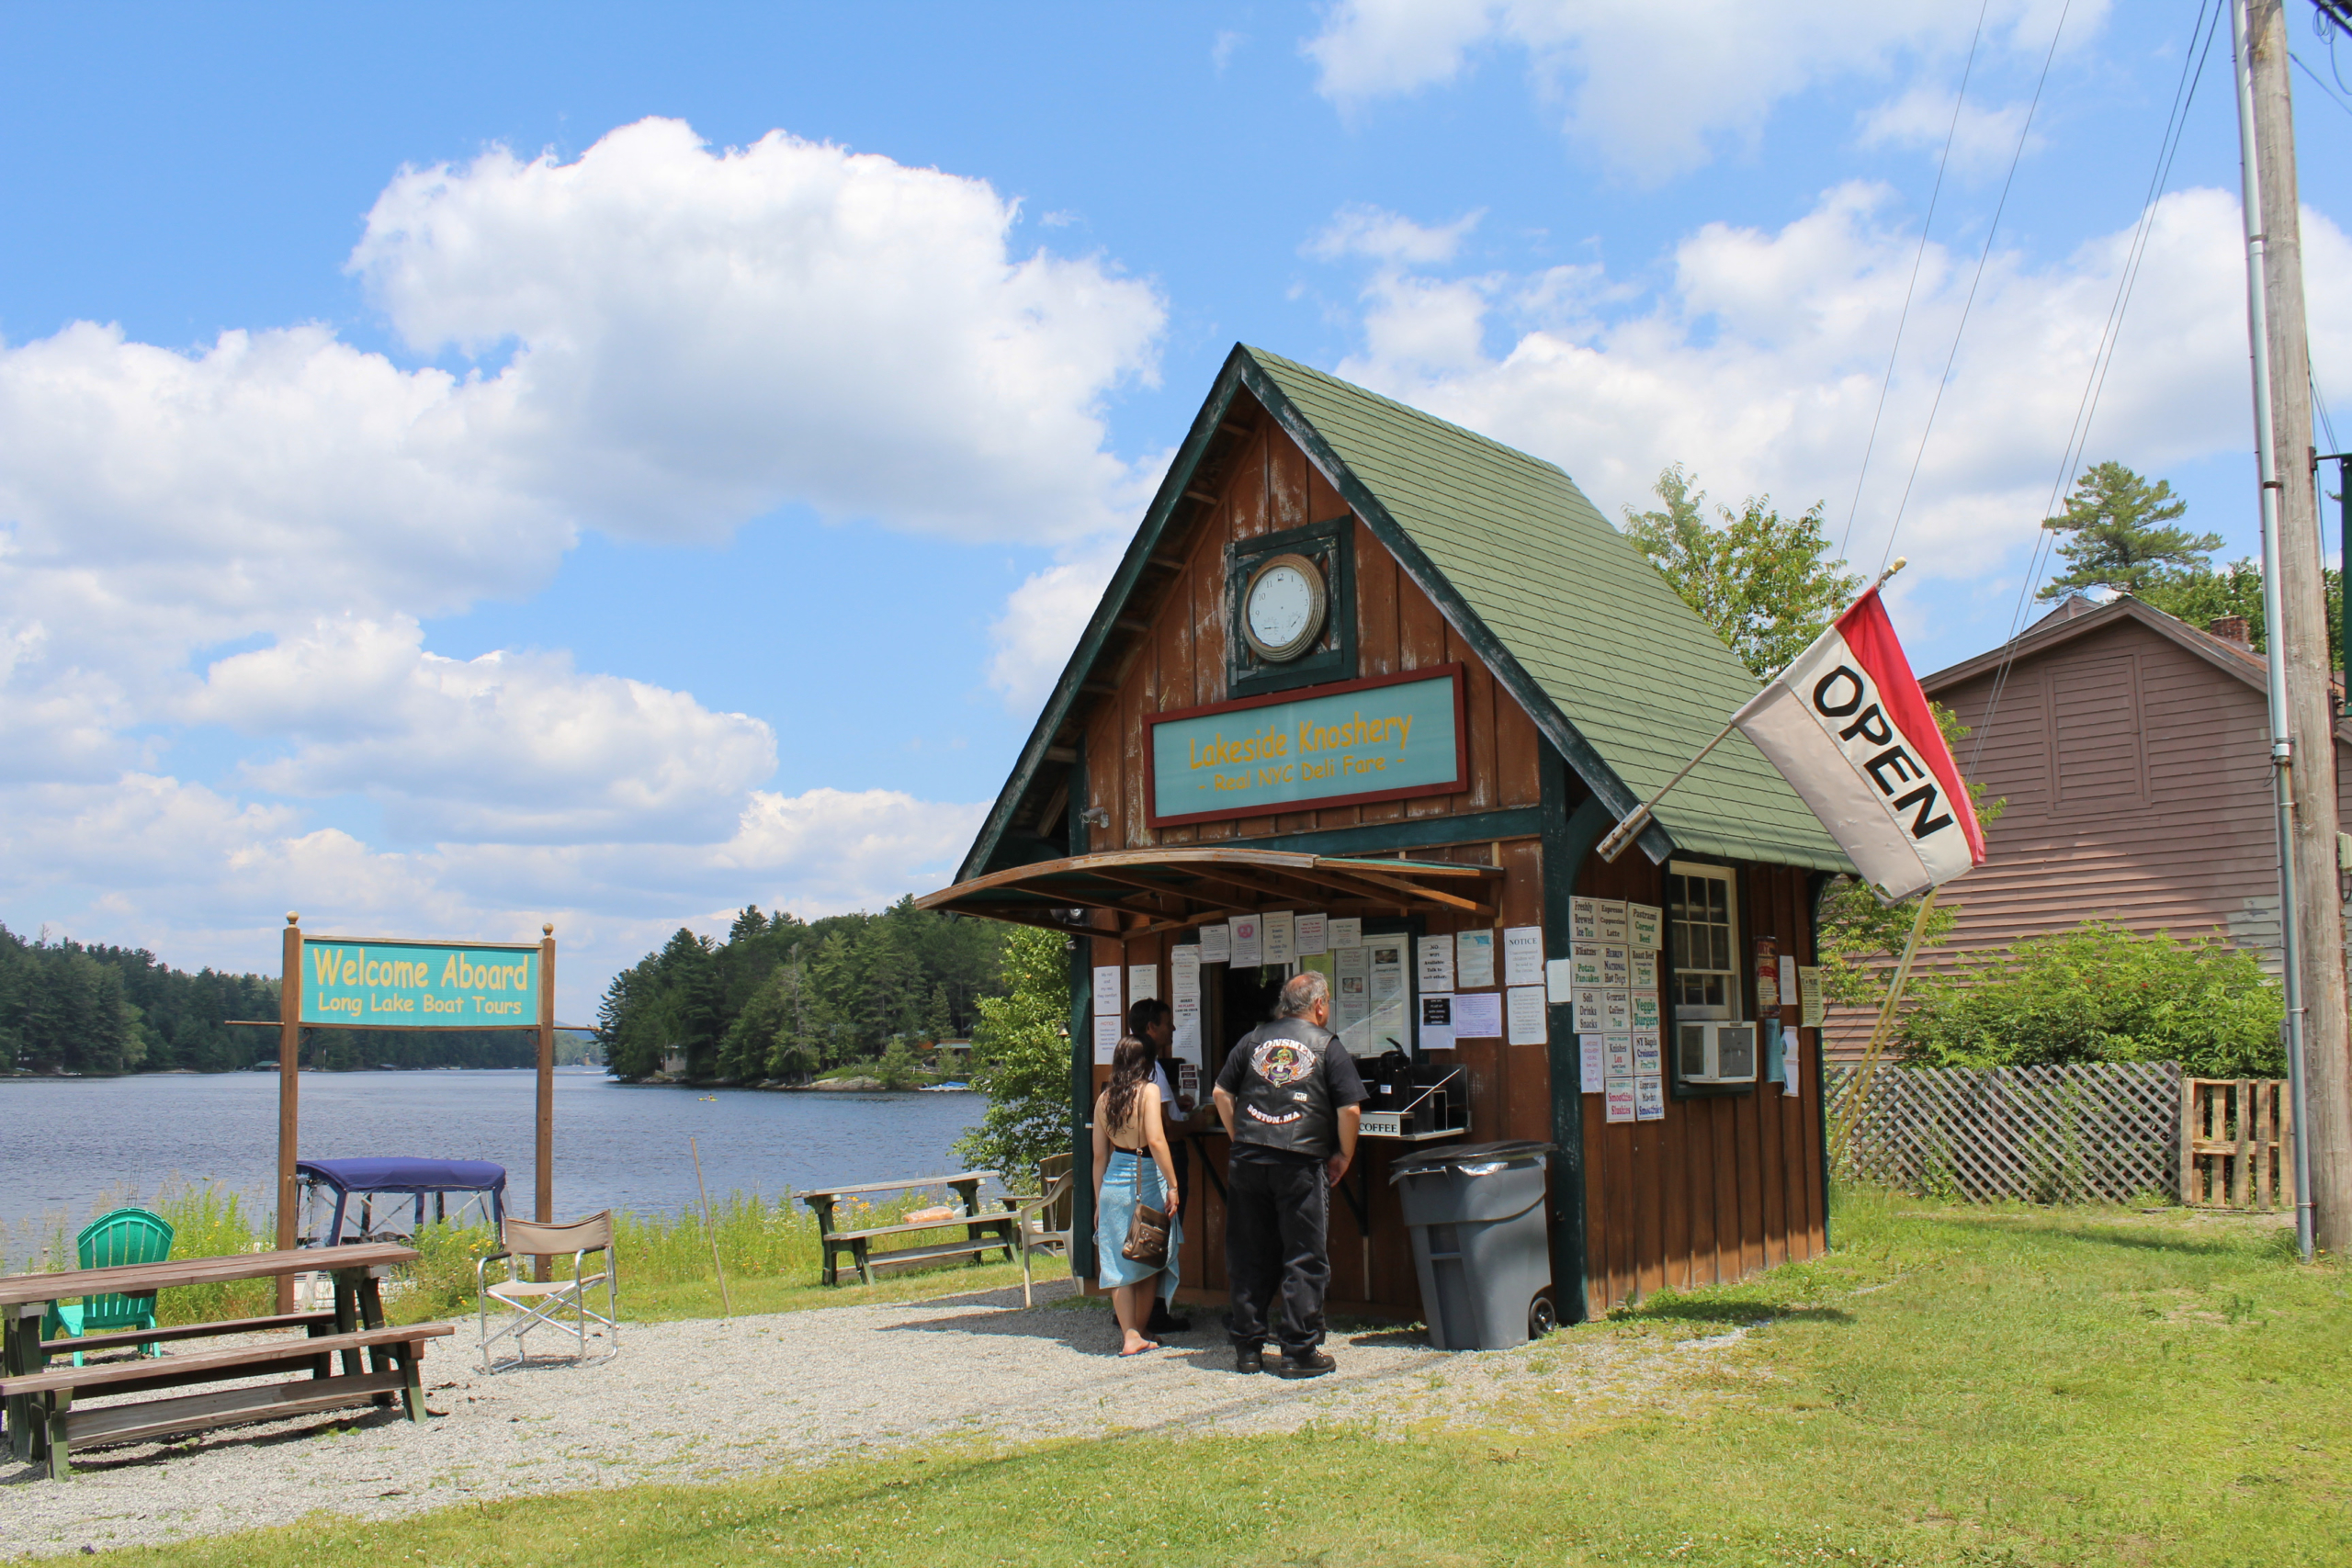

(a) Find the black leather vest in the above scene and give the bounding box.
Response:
[1227,1018,1340,1159]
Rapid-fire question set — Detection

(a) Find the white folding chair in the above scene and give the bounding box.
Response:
[477,1212,618,1373]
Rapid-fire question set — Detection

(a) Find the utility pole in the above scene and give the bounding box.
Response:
[2233,0,2347,1259]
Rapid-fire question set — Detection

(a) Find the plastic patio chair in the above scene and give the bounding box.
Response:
[41,1207,175,1366]
[476,1212,618,1373]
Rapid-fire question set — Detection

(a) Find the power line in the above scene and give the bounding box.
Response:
[1837,0,1994,566]
[2292,49,2352,114]
[1967,0,2223,775]
[1875,0,2075,577]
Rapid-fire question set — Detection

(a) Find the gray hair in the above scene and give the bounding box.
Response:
[1276,970,1330,1019]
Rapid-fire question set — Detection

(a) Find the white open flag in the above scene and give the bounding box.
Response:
[1731,586,1984,900]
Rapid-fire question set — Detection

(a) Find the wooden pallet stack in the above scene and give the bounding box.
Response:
[2180,1078,2294,1211]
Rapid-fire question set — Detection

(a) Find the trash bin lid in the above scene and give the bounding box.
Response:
[1387,1140,1555,1182]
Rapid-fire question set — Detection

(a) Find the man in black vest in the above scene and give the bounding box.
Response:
[1213,969,1365,1378]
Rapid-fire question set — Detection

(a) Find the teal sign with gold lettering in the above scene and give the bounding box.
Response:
[300,938,542,1027]
[1147,667,1466,827]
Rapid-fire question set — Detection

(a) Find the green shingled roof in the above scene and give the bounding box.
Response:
[954,344,1851,883]
[1243,347,1849,874]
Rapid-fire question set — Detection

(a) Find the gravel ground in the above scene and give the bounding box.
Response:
[2,1282,1736,1559]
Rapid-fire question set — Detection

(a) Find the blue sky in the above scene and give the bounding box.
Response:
[3,2,2348,1017]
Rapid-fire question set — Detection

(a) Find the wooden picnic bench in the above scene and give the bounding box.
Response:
[799,1171,1014,1285]
[0,1243,454,1480]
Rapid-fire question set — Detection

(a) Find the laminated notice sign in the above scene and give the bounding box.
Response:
[1329,917,1363,949]
[1455,929,1496,989]
[1603,988,1632,1032]
[1419,993,1455,1051]
[1570,942,1602,987]
[1452,990,1502,1039]
[1506,985,1547,1045]
[1634,1076,1666,1121]
[1632,1029,1662,1077]
[1200,923,1231,964]
[1631,950,1657,991]
[1502,926,1544,987]
[1598,900,1630,944]
[1600,944,1630,987]
[1605,1078,1636,1123]
[1798,965,1825,1028]
[1629,903,1661,952]
[1231,915,1263,968]
[1417,935,1454,993]
[1603,1033,1634,1077]
[1571,897,1598,942]
[1574,987,1603,1033]
[1263,911,1295,966]
[1128,964,1158,1005]
[1295,913,1329,955]
[1631,991,1659,1031]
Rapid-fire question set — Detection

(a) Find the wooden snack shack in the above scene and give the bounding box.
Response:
[921,345,1851,1324]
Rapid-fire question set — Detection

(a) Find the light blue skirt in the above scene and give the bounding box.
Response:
[1094,1150,1182,1298]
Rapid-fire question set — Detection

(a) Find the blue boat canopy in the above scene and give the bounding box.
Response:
[296,1157,507,1245]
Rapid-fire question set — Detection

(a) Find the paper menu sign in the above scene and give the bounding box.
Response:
[1632,1029,1662,1076]
[1597,900,1629,944]
[1334,943,1371,1033]
[1171,995,1203,1065]
[1574,987,1602,1033]
[1329,917,1363,949]
[1631,950,1657,991]
[1569,942,1603,987]
[1454,929,1496,989]
[1634,1076,1666,1121]
[1603,988,1632,1032]
[1580,1034,1605,1092]
[1093,1015,1121,1065]
[1603,1033,1634,1077]
[1417,934,1454,993]
[1631,992,1659,1031]
[1506,985,1547,1045]
[1600,944,1630,987]
[1367,939,1407,1003]
[1605,1078,1636,1123]
[1231,915,1263,967]
[1091,965,1123,1022]
[1127,964,1158,1004]
[1263,911,1295,966]
[1170,945,1201,1000]
[1798,965,1826,1028]
[1199,923,1231,964]
[1295,912,1329,955]
[1546,955,1577,1003]
[1419,993,1455,1051]
[1778,955,1799,1012]
[1571,897,1598,942]
[1452,990,1502,1039]
[1629,903,1661,952]
[1502,926,1544,987]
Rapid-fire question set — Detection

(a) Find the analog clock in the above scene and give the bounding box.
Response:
[1241,553,1328,662]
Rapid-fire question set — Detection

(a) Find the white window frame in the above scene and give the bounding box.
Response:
[1665,862,1741,1022]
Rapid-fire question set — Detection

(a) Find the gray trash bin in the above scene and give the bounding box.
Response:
[1388,1140,1556,1350]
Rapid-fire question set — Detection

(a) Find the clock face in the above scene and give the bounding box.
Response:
[1243,554,1327,661]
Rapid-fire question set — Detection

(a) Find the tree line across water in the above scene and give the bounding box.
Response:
[0,921,587,1075]
[595,899,1007,1083]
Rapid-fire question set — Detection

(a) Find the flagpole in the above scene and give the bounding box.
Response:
[1828,886,1939,1164]
[1595,558,1909,864]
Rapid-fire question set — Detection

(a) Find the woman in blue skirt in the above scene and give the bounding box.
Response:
[1091,1029,1182,1355]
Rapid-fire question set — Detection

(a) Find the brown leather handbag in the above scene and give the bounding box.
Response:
[1120,1201,1170,1268]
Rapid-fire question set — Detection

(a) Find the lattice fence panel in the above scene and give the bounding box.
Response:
[1824,1063,2181,1203]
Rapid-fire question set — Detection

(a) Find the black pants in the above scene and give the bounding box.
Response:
[1224,1149,1329,1355]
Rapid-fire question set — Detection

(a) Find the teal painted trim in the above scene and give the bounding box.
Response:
[1067,744,1098,1280]
[1807,871,1837,1251]
[1236,355,1680,869]
[1210,806,1546,861]
[1543,752,1611,1325]
[957,348,1259,885]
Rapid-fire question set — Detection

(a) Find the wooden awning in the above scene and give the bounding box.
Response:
[916,847,1502,940]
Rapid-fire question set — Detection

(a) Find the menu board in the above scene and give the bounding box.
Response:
[1605,1078,1636,1123]
[1597,899,1630,944]
[1571,897,1598,942]
[1628,903,1661,953]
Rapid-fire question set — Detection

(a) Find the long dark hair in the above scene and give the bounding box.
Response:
[1102,1032,1157,1136]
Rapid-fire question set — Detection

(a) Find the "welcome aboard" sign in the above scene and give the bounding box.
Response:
[1147,666,1466,827]
[299,937,544,1027]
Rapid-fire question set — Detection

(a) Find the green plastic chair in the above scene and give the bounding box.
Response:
[41,1207,175,1366]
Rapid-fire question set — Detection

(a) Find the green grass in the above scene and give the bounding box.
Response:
[85,1187,2352,1568]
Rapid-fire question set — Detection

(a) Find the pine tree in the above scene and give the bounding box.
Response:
[2037,461,2221,599]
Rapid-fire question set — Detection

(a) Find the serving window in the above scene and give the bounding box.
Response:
[1665,863,1740,1021]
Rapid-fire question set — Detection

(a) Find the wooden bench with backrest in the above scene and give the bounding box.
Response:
[798,1171,1013,1285]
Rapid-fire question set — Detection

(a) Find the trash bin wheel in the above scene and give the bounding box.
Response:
[1528,1289,1558,1338]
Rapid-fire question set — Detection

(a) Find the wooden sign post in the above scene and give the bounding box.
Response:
[273,915,559,1310]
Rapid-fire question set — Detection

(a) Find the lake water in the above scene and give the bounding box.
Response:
[0,1070,989,1242]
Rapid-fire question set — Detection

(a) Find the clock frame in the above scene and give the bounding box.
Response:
[1240,552,1329,663]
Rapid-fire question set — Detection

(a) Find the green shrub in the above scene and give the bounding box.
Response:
[1900,921,2284,1076]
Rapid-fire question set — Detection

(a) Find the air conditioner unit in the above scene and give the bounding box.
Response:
[1676,1021,1758,1085]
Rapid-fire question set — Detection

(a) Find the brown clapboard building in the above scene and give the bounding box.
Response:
[1824,593,2352,1060]
[922,346,1859,1321]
